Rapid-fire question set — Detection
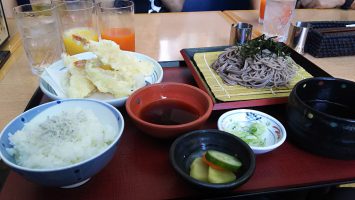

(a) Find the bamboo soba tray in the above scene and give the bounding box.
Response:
[180,45,331,110]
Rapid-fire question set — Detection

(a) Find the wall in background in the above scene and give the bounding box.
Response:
[2,1,17,18]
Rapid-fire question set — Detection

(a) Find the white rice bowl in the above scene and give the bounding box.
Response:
[7,108,116,169]
[0,99,124,187]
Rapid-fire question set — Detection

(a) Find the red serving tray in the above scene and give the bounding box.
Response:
[180,45,332,110]
[1,67,355,200]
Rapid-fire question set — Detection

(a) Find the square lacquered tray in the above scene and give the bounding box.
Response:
[180,45,331,110]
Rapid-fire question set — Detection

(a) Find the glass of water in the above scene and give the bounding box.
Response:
[13,2,63,75]
[262,0,297,42]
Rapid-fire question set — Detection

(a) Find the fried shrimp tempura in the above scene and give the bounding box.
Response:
[85,59,145,98]
[63,54,96,98]
[72,36,153,76]
[86,40,153,76]
[63,37,153,98]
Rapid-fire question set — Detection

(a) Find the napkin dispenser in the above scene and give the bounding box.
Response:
[304,21,355,58]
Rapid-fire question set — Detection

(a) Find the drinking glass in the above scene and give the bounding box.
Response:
[97,0,135,51]
[262,0,297,42]
[14,2,63,75]
[258,0,266,24]
[56,1,98,55]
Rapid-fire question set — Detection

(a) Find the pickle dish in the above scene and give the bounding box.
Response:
[169,129,255,190]
[218,109,287,154]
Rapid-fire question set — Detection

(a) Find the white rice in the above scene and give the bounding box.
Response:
[6,108,116,169]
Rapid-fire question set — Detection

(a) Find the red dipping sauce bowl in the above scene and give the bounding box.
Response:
[126,82,213,139]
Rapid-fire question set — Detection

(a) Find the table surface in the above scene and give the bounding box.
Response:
[224,9,355,81]
[135,11,234,61]
[1,9,355,199]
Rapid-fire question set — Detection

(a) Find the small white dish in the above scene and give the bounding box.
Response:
[39,51,164,107]
[218,109,286,154]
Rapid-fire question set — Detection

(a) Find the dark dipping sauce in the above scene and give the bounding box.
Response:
[140,99,201,125]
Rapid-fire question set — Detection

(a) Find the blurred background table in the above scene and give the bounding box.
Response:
[0,18,38,130]
[135,11,233,61]
[224,9,355,81]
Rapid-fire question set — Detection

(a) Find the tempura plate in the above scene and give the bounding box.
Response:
[40,51,163,107]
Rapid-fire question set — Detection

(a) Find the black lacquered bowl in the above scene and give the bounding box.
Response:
[169,129,255,190]
[287,77,355,159]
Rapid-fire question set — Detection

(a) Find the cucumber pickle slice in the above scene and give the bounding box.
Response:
[205,150,242,172]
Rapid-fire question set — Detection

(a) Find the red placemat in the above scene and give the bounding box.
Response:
[1,67,355,200]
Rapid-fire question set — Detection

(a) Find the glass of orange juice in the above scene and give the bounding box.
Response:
[97,0,135,52]
[259,0,266,24]
[56,1,98,55]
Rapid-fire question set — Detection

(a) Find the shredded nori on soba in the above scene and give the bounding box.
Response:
[211,36,297,89]
[239,35,290,59]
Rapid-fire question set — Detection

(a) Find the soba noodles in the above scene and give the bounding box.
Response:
[211,46,297,89]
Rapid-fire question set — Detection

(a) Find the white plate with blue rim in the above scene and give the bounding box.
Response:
[39,51,163,107]
[217,109,287,154]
